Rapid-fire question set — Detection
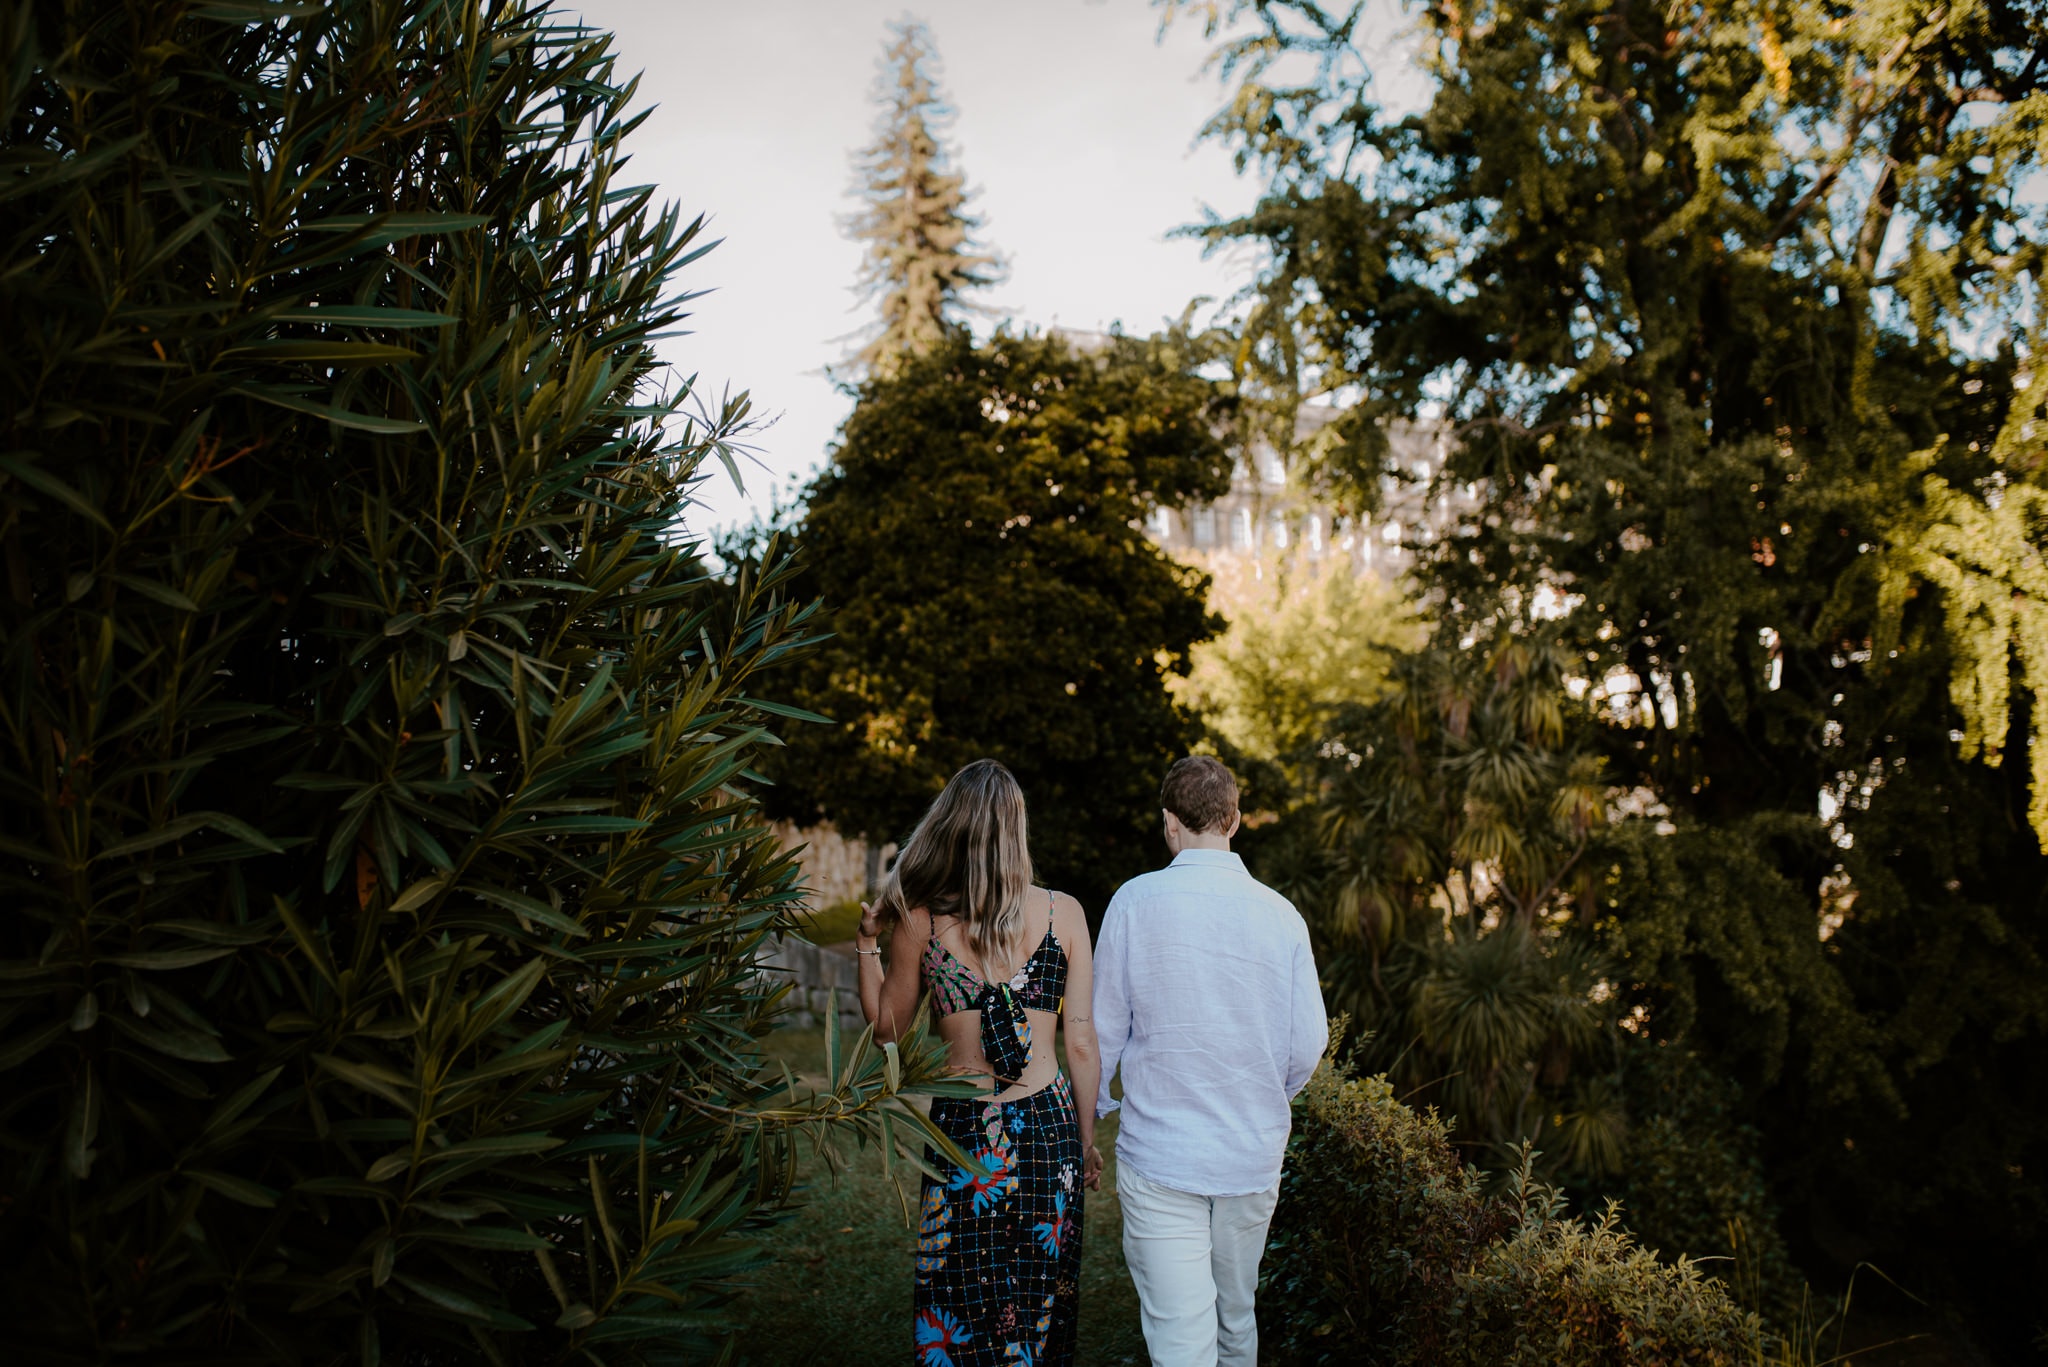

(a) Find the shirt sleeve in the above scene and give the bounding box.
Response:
[1284,927,1328,1099]
[1092,892,1131,1118]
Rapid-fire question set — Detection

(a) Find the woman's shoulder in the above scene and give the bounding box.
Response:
[1044,888,1089,937]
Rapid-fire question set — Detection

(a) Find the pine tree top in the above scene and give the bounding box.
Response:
[843,19,1003,377]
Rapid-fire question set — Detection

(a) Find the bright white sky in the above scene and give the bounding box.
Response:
[574,0,1424,533]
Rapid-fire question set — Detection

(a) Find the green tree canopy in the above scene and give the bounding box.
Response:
[1176,0,2048,1347]
[0,2,960,1359]
[1176,554,1422,776]
[844,20,1003,377]
[752,329,1233,915]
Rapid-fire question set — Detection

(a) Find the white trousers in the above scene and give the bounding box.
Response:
[1116,1164,1282,1367]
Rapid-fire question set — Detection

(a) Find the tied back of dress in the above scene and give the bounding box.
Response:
[913,889,1083,1367]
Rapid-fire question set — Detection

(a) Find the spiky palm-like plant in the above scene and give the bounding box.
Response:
[1303,636,1610,1160]
[1,2,959,1361]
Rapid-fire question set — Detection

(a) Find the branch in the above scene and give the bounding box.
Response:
[1762,31,1917,246]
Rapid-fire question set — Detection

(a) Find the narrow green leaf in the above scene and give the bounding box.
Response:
[364,1151,412,1182]
[419,1132,564,1164]
[0,1017,69,1071]
[390,1274,533,1329]
[188,1168,278,1207]
[823,985,841,1085]
[313,1054,415,1109]
[0,456,113,530]
[735,695,834,725]
[272,305,457,328]
[226,340,421,365]
[412,1225,551,1251]
[298,211,491,238]
[389,874,449,913]
[108,573,199,612]
[104,946,237,971]
[199,1066,282,1142]
[467,885,590,938]
[109,1013,231,1063]
[232,384,428,434]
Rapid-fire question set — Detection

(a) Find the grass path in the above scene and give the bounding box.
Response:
[730,1027,1150,1366]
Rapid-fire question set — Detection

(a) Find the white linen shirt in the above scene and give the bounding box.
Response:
[1093,848,1327,1197]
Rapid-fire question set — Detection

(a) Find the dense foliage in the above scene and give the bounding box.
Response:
[751,328,1233,915]
[843,20,1002,378]
[1261,1042,1761,1365]
[0,2,959,1361]
[1175,555,1421,786]
[1174,0,2048,1348]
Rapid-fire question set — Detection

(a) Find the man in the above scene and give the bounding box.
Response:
[1093,755,1327,1367]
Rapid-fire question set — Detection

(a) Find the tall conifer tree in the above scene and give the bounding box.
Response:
[844,19,1002,375]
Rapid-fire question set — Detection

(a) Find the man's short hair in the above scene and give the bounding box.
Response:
[1161,755,1239,835]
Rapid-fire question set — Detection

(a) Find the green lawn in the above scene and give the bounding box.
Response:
[731,1027,1150,1366]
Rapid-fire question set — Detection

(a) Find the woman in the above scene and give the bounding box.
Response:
[855,758,1101,1367]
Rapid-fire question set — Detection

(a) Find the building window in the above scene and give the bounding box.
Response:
[1233,507,1254,549]
[1192,506,1217,546]
[1269,510,1289,549]
[1148,506,1173,540]
[1306,513,1323,558]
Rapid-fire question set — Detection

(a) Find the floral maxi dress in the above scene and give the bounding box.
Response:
[913,893,1083,1367]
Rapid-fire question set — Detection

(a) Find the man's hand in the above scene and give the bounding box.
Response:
[1081,1144,1103,1192]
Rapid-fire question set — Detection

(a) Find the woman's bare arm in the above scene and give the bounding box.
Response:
[857,902,928,1045]
[1054,892,1102,1189]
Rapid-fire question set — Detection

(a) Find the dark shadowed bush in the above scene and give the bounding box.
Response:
[1262,1037,1761,1365]
[1603,1043,1801,1322]
[0,2,960,1361]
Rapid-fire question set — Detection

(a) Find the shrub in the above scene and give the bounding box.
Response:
[0,2,958,1361]
[1263,1039,1762,1365]
[1258,1048,1505,1364]
[1449,1173,1758,1366]
[1607,1043,1801,1321]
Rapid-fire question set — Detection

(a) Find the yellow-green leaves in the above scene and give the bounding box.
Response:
[1877,447,2048,840]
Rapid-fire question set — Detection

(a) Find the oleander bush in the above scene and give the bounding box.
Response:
[1261,1040,1762,1366]
[0,2,960,1361]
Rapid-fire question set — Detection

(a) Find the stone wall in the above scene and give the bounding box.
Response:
[770,819,896,913]
[758,935,866,1032]
[756,822,896,1033]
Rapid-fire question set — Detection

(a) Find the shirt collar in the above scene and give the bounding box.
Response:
[1169,847,1246,873]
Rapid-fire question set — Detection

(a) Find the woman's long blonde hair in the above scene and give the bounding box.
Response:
[873,759,1034,974]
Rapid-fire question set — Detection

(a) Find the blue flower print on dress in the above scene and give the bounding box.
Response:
[948,1129,1018,1216]
[1032,1188,1073,1258]
[917,1306,973,1367]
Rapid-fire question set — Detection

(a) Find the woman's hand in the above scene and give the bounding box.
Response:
[1082,1144,1103,1192]
[856,900,882,944]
